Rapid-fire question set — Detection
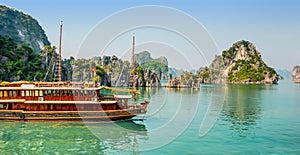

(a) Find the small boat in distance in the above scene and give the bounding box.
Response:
[0,82,149,121]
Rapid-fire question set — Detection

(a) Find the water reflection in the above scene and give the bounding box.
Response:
[220,85,275,137]
[0,121,148,154]
[165,87,200,94]
[87,120,148,152]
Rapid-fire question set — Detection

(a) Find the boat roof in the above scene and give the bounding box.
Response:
[0,100,117,104]
[0,82,139,94]
[0,87,102,91]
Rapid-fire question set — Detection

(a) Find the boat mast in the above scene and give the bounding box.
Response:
[57,21,63,82]
[131,34,135,87]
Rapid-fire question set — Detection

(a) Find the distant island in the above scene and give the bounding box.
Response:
[198,40,280,84]
[166,40,280,88]
[292,66,300,83]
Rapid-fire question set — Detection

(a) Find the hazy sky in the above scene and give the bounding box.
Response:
[1,0,299,70]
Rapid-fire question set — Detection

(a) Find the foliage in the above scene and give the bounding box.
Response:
[141,60,168,77]
[0,35,44,81]
[228,60,265,82]
[222,47,235,59]
[40,45,57,81]
[92,76,100,83]
[96,65,105,77]
[200,70,210,78]
[134,65,144,78]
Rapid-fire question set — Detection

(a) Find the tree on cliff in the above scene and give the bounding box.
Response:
[0,35,44,81]
[40,45,57,81]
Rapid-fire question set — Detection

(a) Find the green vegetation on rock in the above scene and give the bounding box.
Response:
[0,35,44,81]
[228,60,265,82]
[198,40,279,84]
[141,60,168,79]
[135,51,170,80]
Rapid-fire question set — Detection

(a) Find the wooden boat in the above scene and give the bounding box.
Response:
[0,82,149,121]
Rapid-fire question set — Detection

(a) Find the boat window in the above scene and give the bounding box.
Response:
[31,90,35,96]
[12,91,16,96]
[53,90,56,96]
[72,90,77,96]
[25,90,30,96]
[57,90,60,96]
[8,91,12,97]
[63,90,67,96]
[4,91,8,97]
[89,91,95,96]
[39,90,43,96]
[35,90,39,96]
[80,90,84,96]
[0,104,2,109]
[48,90,51,96]
[21,91,25,96]
[0,91,2,97]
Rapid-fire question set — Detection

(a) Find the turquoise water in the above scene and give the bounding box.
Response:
[1,81,300,154]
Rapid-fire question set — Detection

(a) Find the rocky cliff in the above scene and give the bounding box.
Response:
[166,71,198,88]
[0,5,50,53]
[291,66,300,83]
[65,55,160,87]
[198,40,280,84]
[135,51,170,80]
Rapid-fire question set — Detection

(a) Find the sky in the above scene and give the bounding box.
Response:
[1,0,299,70]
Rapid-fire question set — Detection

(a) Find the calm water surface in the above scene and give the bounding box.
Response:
[0,80,299,154]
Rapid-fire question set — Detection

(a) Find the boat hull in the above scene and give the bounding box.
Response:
[0,108,146,121]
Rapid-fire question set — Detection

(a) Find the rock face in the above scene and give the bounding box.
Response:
[198,40,280,84]
[144,70,161,87]
[166,71,198,88]
[135,51,170,80]
[65,55,161,87]
[0,5,50,53]
[292,66,300,83]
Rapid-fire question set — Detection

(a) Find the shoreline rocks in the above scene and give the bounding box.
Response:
[292,66,300,83]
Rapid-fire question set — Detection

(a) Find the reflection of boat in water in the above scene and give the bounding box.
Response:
[87,120,148,151]
[0,82,149,121]
[0,120,148,154]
